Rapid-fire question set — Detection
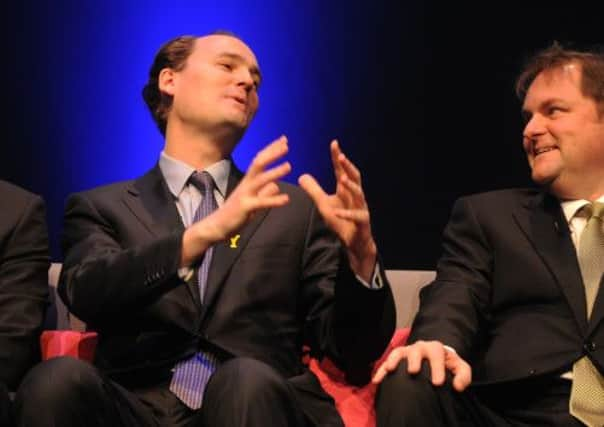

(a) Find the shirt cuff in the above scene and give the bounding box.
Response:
[178,266,195,282]
[354,262,384,289]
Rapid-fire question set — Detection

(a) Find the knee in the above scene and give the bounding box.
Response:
[378,359,435,396]
[210,357,287,399]
[14,357,102,410]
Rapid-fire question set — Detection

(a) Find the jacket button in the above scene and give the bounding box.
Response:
[528,369,537,375]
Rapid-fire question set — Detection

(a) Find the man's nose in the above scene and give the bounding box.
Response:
[236,68,255,91]
[523,114,546,140]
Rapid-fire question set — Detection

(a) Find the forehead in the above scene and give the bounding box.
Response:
[189,35,259,68]
[523,63,583,109]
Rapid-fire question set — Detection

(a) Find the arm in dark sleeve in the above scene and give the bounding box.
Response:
[301,204,396,385]
[58,192,184,325]
[409,196,492,360]
[0,194,49,390]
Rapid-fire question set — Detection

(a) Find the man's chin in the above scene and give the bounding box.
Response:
[544,178,581,200]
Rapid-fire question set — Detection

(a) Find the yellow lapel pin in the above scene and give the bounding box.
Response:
[229,234,241,249]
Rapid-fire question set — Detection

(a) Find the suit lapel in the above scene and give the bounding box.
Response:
[201,165,270,317]
[513,192,588,332]
[122,166,201,308]
[123,166,184,236]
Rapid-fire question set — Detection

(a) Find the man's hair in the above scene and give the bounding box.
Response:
[141,31,241,136]
[515,42,604,114]
[142,35,198,136]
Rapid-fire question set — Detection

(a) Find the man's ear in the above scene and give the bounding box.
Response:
[158,68,176,96]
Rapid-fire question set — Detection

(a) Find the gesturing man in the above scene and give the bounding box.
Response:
[16,33,394,427]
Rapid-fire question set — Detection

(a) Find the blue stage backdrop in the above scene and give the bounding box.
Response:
[8,0,424,259]
[4,1,602,265]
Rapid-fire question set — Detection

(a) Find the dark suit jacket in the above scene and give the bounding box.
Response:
[410,188,603,386]
[58,165,395,425]
[0,180,49,391]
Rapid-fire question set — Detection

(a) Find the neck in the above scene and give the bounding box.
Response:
[163,120,240,170]
[550,178,604,202]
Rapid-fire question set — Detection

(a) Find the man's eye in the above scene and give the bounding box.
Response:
[219,63,233,71]
[547,106,563,116]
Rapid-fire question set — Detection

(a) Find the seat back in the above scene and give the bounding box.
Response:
[46,263,435,331]
[385,270,435,328]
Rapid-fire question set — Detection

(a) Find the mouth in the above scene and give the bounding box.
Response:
[532,145,557,157]
[227,95,247,107]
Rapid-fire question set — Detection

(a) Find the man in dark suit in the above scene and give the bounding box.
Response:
[0,180,49,426]
[15,33,395,427]
[373,45,604,426]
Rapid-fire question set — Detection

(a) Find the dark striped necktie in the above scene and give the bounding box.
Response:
[169,171,220,409]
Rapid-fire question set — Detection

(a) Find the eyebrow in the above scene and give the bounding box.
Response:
[521,98,566,118]
[217,52,262,84]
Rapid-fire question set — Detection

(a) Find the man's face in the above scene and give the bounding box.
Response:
[522,63,604,199]
[166,35,261,134]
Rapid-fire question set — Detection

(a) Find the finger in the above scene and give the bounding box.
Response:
[257,182,280,198]
[334,208,370,223]
[340,175,366,208]
[372,347,406,384]
[249,162,291,192]
[445,352,472,392]
[427,346,447,386]
[405,346,424,374]
[330,140,344,181]
[334,173,355,207]
[248,136,289,176]
[338,150,361,183]
[298,174,328,206]
[407,343,446,385]
[245,194,290,211]
[371,365,388,384]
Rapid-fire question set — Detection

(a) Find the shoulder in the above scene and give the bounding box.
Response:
[66,178,139,207]
[446,188,542,234]
[0,181,45,227]
[456,188,540,210]
[0,180,42,206]
[0,181,47,242]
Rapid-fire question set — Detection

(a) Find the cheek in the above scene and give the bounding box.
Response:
[522,137,531,155]
[249,95,259,114]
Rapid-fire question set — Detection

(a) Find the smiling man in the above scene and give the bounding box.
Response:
[14,33,395,427]
[374,44,604,426]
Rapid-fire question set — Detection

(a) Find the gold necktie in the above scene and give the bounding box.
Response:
[570,202,604,427]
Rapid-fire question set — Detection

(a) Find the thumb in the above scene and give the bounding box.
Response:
[299,174,327,205]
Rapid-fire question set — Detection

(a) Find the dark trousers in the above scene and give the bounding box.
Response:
[375,360,585,427]
[14,356,310,427]
[1,381,13,427]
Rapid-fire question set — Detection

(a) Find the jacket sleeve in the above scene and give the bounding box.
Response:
[300,203,396,385]
[58,192,184,325]
[409,196,492,360]
[0,194,49,390]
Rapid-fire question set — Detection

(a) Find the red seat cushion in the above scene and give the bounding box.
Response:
[309,328,410,427]
[40,330,98,362]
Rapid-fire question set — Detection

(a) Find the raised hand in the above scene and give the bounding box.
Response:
[181,136,291,266]
[299,140,376,282]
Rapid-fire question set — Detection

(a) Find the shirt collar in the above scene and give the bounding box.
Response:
[159,151,231,198]
[559,195,604,223]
